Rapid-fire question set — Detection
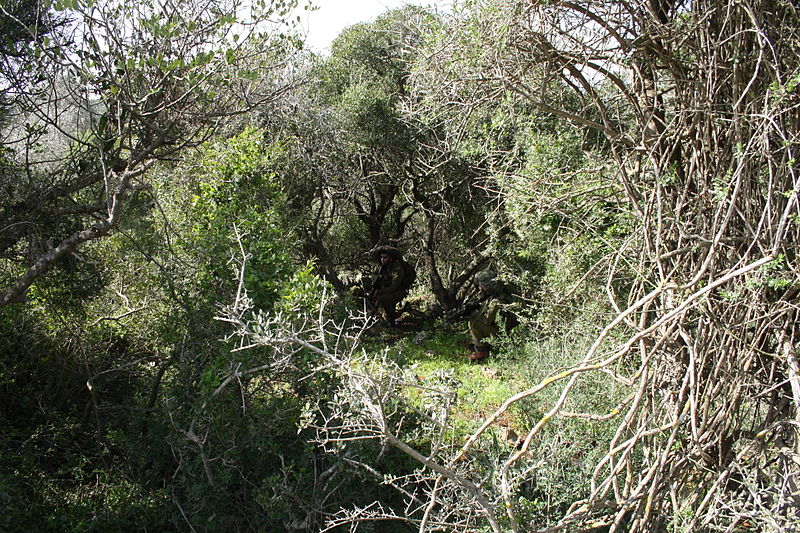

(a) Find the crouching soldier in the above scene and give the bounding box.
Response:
[370,246,410,327]
[464,270,515,362]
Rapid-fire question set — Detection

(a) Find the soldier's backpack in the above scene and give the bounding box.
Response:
[399,258,417,291]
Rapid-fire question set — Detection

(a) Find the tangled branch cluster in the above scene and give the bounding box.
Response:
[482,0,800,530]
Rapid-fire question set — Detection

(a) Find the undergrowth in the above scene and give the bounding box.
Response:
[359,314,627,529]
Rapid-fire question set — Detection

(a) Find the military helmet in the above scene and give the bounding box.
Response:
[474,270,496,284]
[474,269,505,295]
[372,245,402,261]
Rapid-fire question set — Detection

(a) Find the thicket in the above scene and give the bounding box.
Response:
[1,0,798,532]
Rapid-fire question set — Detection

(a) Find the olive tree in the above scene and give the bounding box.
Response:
[263,6,496,311]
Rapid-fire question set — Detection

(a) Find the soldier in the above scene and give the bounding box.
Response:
[370,246,409,327]
[464,270,512,362]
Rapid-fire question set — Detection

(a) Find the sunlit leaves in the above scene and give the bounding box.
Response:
[185,128,293,308]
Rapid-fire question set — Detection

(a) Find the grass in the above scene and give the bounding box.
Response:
[363,323,535,445]
[352,306,634,529]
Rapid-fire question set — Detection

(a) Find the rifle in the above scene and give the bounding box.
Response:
[445,300,482,323]
[360,273,387,318]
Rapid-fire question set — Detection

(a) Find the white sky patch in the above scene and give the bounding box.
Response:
[295,0,454,54]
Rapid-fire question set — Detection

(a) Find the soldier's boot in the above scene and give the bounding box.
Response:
[469,346,489,362]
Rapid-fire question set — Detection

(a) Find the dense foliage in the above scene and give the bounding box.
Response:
[1,0,798,532]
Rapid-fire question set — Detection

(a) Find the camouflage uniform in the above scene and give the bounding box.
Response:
[372,248,408,326]
[465,270,511,361]
[467,297,501,351]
